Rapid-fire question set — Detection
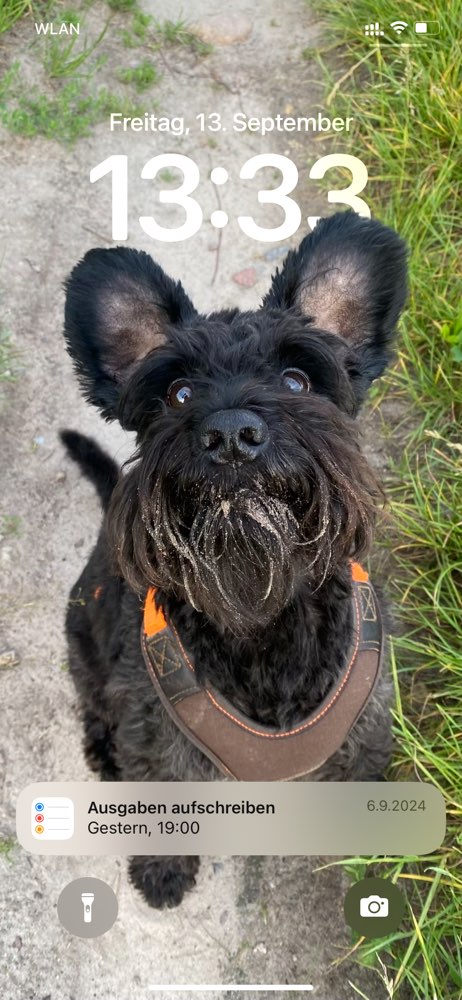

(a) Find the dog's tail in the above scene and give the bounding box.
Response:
[60,430,119,511]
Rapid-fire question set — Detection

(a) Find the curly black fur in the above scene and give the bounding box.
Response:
[62,212,407,908]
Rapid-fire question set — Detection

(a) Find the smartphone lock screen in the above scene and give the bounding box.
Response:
[0,2,460,999]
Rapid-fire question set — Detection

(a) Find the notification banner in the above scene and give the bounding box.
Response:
[17,782,445,856]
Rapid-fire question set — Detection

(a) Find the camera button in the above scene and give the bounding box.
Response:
[344,876,406,938]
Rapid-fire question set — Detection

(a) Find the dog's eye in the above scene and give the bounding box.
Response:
[281,368,310,393]
[167,380,193,408]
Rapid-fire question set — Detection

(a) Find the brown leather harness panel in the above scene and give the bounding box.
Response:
[140,566,384,781]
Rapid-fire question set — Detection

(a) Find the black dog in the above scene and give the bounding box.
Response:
[61,212,407,908]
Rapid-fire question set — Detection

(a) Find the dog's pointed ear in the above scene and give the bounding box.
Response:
[64,247,197,419]
[264,212,408,383]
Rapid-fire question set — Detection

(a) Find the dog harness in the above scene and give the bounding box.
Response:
[139,562,384,781]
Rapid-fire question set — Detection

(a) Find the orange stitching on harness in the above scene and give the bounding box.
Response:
[169,622,197,676]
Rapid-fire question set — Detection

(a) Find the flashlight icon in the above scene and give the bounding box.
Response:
[81,892,95,923]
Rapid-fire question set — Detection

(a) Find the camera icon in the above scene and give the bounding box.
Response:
[359,894,389,917]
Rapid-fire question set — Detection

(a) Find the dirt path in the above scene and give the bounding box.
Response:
[0,2,392,998]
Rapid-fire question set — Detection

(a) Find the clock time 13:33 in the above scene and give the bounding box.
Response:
[90,152,370,243]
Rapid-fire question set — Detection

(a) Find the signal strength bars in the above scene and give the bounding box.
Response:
[364,21,384,36]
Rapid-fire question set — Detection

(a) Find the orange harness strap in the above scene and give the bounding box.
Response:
[143,593,168,637]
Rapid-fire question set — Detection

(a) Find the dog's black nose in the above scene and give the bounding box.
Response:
[200,409,269,464]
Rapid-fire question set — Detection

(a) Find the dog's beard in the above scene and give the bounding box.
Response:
[109,433,378,637]
[139,486,301,636]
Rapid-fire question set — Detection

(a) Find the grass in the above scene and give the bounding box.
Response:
[0,837,16,859]
[0,330,18,384]
[313,1,462,996]
[0,0,31,34]
[0,515,22,538]
[106,0,137,10]
[120,9,152,47]
[151,17,213,56]
[43,21,109,78]
[117,58,159,91]
[157,168,178,183]
[0,0,56,34]
[0,4,148,141]
[1,73,141,141]
[0,5,208,141]
[120,13,213,55]
[0,327,20,408]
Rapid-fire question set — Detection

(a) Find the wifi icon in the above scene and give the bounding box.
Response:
[390,20,408,34]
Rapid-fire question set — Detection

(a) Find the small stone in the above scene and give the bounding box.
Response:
[0,649,20,670]
[253,942,267,955]
[213,861,224,873]
[12,936,22,950]
[232,268,257,287]
[56,470,66,483]
[192,14,252,45]
[34,435,45,446]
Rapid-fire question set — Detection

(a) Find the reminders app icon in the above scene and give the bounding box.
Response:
[31,797,74,840]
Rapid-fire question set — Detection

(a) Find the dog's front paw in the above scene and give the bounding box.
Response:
[129,855,200,908]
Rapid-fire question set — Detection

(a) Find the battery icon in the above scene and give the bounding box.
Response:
[414,21,440,34]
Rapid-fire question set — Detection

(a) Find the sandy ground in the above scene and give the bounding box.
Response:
[0,2,401,998]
